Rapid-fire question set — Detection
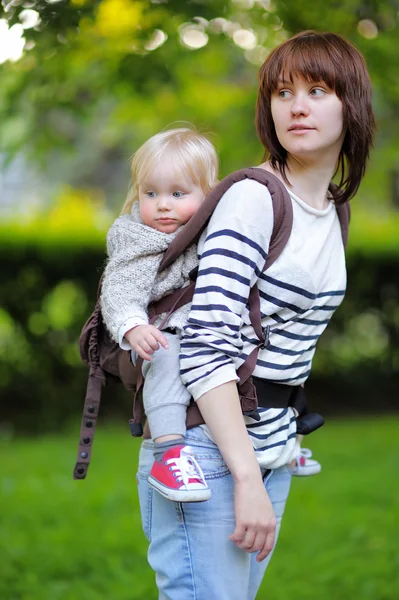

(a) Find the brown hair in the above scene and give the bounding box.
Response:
[256,31,376,204]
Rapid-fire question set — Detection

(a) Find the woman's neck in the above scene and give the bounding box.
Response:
[259,156,337,211]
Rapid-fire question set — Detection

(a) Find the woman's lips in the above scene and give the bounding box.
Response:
[288,125,315,133]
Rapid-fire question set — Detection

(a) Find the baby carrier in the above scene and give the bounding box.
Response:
[75,167,350,479]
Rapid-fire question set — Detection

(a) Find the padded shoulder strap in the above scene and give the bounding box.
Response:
[158,167,293,273]
[328,182,351,249]
[335,201,351,249]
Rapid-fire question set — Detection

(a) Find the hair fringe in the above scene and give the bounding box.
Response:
[121,126,219,215]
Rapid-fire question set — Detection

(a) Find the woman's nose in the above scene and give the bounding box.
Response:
[291,93,310,117]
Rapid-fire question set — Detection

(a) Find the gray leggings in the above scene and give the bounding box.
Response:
[140,332,190,440]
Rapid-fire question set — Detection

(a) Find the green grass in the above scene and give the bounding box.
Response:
[1,417,398,600]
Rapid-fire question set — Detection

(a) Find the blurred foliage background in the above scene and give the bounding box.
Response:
[1,0,398,430]
[0,0,398,598]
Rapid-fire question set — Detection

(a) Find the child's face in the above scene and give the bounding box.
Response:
[138,155,205,233]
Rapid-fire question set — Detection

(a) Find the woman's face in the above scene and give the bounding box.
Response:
[270,74,345,163]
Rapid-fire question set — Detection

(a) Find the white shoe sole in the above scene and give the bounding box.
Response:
[148,475,211,502]
[292,465,322,477]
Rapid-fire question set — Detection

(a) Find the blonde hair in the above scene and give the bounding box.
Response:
[121,127,219,214]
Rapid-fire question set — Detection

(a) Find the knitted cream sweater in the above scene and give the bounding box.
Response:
[100,202,198,341]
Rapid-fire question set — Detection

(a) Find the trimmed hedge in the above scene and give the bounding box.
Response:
[1,198,398,432]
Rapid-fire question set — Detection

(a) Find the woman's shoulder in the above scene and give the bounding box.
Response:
[221,174,273,194]
[219,176,272,206]
[212,176,274,229]
[198,176,275,251]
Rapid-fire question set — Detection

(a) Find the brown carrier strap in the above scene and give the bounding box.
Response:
[182,190,350,431]
[336,200,350,249]
[158,167,293,273]
[77,167,350,467]
[138,169,294,433]
[328,181,350,249]
[129,281,198,434]
[156,168,295,434]
[148,281,196,325]
[73,368,104,479]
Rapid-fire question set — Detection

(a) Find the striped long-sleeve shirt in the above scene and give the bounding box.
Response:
[180,178,346,468]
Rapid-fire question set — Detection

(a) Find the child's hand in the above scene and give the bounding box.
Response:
[125,325,169,361]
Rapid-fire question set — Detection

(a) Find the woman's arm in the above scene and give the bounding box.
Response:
[180,180,277,560]
[197,381,277,562]
[180,179,274,399]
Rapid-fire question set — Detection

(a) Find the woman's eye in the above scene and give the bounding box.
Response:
[310,88,326,96]
[278,90,292,99]
[173,191,184,198]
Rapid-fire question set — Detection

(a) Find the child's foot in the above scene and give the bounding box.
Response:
[148,445,211,502]
[291,448,321,477]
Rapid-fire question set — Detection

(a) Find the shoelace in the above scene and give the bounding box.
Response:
[298,448,313,459]
[165,446,207,489]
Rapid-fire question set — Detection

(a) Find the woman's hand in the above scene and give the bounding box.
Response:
[125,325,169,360]
[195,381,278,562]
[230,476,276,562]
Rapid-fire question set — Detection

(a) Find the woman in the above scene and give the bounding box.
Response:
[136,31,376,599]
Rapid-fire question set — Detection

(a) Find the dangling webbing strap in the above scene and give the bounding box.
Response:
[73,368,104,479]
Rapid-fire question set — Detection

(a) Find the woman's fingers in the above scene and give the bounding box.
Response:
[232,478,277,561]
[229,523,246,544]
[234,528,260,551]
[230,522,273,556]
[245,530,269,556]
[256,527,276,562]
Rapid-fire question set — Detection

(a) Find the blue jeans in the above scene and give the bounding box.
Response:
[137,426,292,600]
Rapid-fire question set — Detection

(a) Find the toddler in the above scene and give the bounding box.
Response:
[100,127,219,502]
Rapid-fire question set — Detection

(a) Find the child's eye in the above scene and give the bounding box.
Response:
[146,191,157,198]
[278,90,292,99]
[173,191,185,198]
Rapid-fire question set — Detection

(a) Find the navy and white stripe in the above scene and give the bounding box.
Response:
[179,179,347,467]
[201,406,299,470]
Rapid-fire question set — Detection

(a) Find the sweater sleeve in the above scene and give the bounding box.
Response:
[180,179,275,400]
[100,216,166,342]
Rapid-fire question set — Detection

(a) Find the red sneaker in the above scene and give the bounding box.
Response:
[291,448,322,476]
[148,445,211,502]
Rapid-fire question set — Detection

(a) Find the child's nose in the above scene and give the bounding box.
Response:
[157,195,171,210]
